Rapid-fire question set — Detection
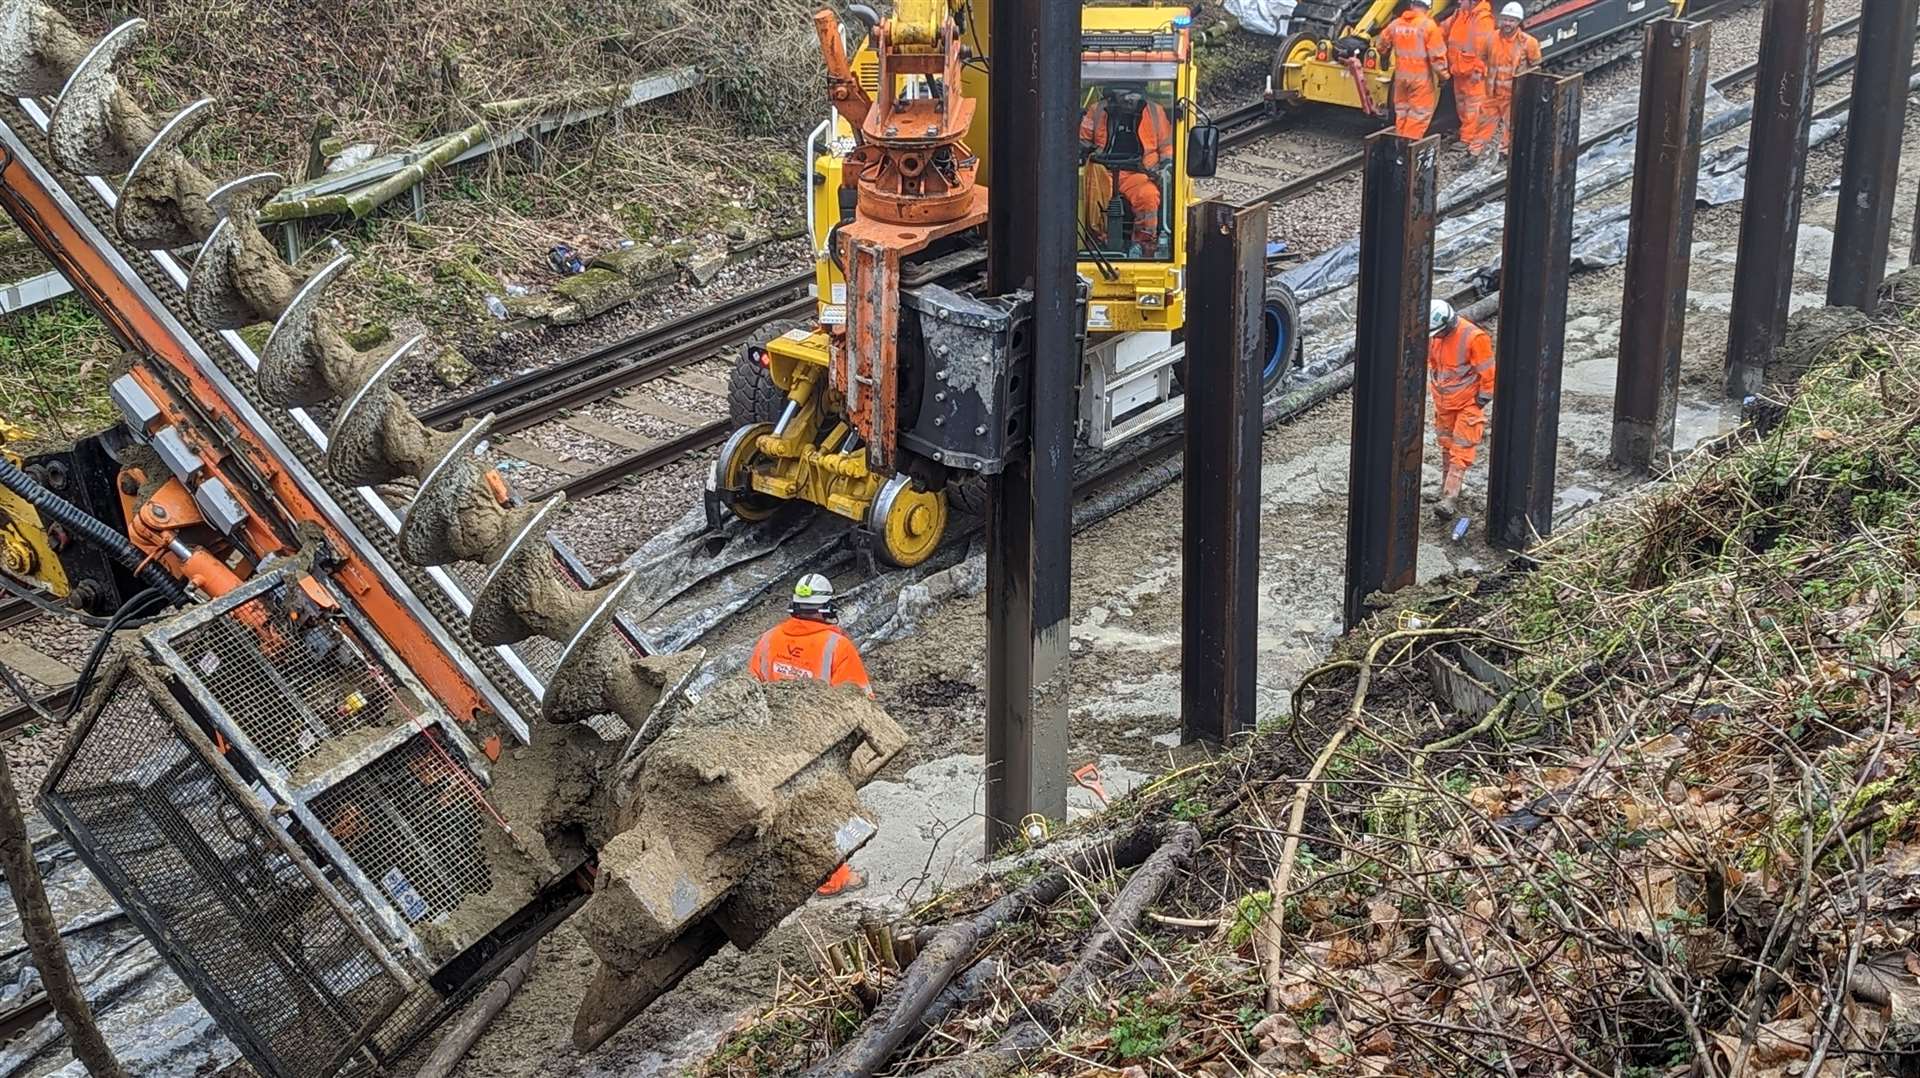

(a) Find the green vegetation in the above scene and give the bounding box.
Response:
[0,299,120,448]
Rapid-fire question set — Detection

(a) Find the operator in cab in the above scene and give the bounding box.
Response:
[1079,83,1176,258]
[748,573,873,896]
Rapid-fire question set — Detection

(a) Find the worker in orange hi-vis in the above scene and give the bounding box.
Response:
[1444,0,1497,152]
[1079,85,1176,256]
[1383,0,1450,139]
[1482,2,1544,155]
[748,572,873,896]
[1425,300,1496,518]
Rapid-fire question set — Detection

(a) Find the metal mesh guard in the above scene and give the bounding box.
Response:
[158,581,412,778]
[40,659,406,1078]
[308,731,497,957]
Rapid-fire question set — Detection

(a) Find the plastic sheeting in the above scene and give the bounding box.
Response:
[1224,0,1298,37]
[0,817,237,1078]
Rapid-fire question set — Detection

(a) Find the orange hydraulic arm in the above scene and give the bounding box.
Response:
[811,6,989,470]
[0,140,498,724]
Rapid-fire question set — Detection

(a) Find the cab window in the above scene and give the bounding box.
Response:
[1077,74,1178,261]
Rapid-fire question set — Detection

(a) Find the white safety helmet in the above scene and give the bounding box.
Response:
[1429,300,1458,337]
[792,572,836,613]
[1500,2,1525,20]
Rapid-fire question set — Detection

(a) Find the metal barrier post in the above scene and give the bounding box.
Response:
[1610,18,1710,472]
[1181,201,1266,744]
[1344,131,1438,630]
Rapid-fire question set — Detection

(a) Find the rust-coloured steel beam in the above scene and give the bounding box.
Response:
[1828,0,1920,311]
[1180,201,1267,745]
[1726,0,1825,399]
[1344,131,1437,630]
[983,0,1078,852]
[1611,18,1710,473]
[1486,71,1582,551]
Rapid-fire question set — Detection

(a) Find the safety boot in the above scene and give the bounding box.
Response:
[1433,464,1464,519]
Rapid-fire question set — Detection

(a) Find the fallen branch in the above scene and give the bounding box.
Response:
[414,948,535,1078]
[1257,627,1484,1010]
[805,828,1160,1078]
[918,824,1202,1078]
[0,749,126,1078]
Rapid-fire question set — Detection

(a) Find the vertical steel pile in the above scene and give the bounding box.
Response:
[1180,201,1266,744]
[1343,131,1437,630]
[983,0,1079,851]
[1486,71,1582,551]
[1610,17,1710,473]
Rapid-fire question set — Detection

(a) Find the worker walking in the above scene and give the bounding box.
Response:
[1426,301,1495,518]
[1482,3,1543,154]
[1444,0,1497,153]
[1384,0,1450,139]
[749,573,872,895]
[1079,86,1176,255]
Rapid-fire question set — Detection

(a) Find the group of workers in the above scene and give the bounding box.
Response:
[1386,0,1542,154]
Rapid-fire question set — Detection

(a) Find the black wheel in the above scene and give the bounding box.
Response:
[946,476,990,518]
[1259,279,1303,395]
[728,319,805,428]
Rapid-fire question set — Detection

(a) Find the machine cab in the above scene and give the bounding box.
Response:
[1075,7,1207,336]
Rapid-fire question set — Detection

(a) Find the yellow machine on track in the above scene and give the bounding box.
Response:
[1267,0,1684,116]
[712,0,1302,567]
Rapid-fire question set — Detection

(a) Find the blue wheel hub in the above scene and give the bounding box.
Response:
[1261,301,1291,385]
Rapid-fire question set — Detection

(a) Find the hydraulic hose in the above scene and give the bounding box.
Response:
[0,455,189,606]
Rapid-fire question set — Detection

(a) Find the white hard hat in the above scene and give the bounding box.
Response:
[1501,2,1525,18]
[792,572,835,609]
[1429,300,1457,336]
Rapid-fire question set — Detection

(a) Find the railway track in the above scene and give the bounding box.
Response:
[432,0,1863,513]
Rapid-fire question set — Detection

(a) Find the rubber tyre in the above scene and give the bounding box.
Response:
[946,476,990,519]
[1259,279,1303,395]
[727,319,804,429]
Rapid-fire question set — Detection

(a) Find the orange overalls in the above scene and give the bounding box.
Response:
[1383,9,1450,139]
[1444,0,1496,151]
[749,614,872,896]
[748,616,872,693]
[1080,98,1175,247]
[1427,316,1495,476]
[1483,28,1543,153]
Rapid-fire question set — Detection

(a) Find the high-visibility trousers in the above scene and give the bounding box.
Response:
[1434,394,1488,471]
[1482,90,1516,153]
[1394,75,1439,139]
[1454,73,1489,150]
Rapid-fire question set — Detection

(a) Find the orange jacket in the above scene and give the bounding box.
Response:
[1444,0,1496,81]
[1486,28,1543,100]
[749,616,872,692]
[1080,98,1175,169]
[1428,317,1495,404]
[1383,9,1449,83]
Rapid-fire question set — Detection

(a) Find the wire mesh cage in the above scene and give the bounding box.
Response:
[149,576,415,778]
[39,658,409,1078]
[308,731,497,953]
